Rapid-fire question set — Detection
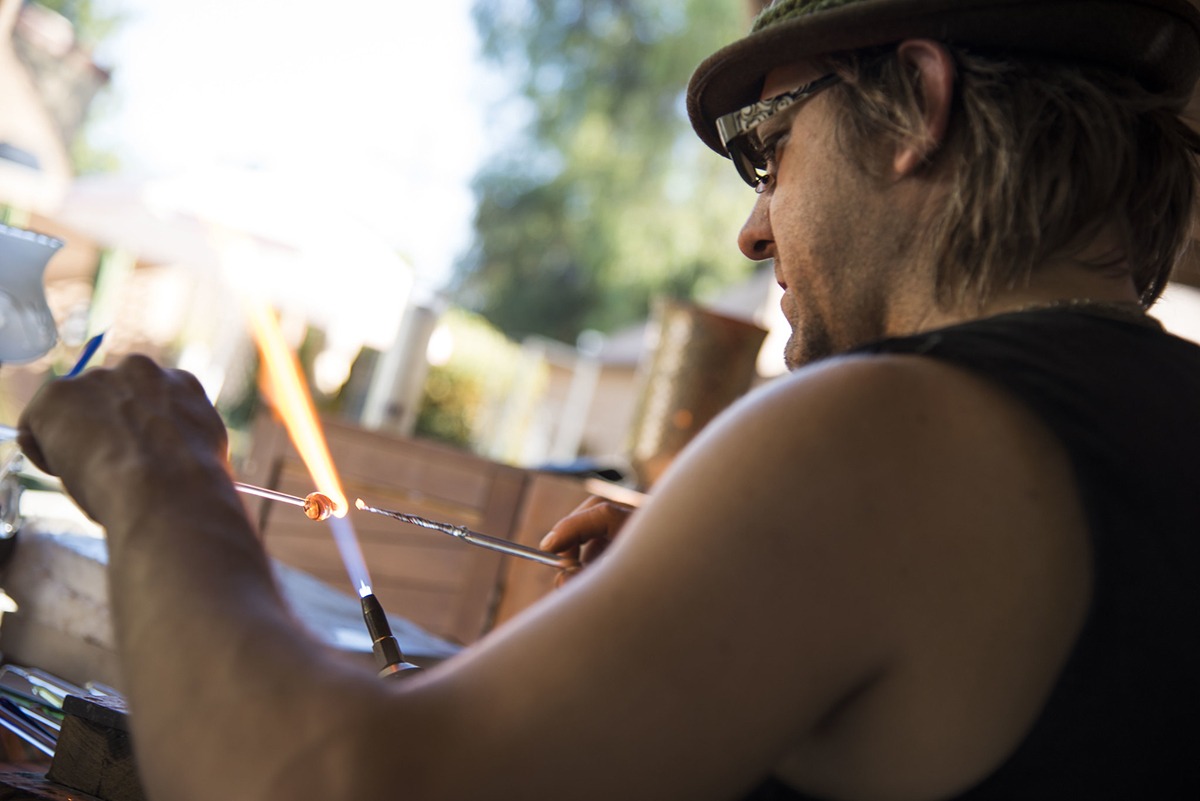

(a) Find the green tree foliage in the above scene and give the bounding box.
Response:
[33,0,125,43]
[455,0,759,343]
[414,308,530,450]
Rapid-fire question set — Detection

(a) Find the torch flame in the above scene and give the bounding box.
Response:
[245,300,348,515]
[245,297,374,593]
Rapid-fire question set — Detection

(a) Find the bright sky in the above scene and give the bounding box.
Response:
[88,0,492,299]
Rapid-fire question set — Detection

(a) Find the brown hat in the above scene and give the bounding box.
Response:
[688,0,1200,155]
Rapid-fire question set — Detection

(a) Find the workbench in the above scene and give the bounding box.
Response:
[0,520,463,801]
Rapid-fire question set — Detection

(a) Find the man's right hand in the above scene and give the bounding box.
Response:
[540,496,635,586]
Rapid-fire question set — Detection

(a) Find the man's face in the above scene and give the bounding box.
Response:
[736,62,903,370]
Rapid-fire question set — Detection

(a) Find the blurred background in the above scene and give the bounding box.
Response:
[0,0,802,475]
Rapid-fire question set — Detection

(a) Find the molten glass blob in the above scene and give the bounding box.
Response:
[303,492,336,521]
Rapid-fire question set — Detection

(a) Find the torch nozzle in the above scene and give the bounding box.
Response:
[360,592,422,679]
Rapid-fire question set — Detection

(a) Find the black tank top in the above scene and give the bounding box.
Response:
[745,307,1200,800]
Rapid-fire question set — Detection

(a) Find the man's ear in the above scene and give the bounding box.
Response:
[893,39,955,177]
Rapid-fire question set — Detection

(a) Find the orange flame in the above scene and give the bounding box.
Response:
[245,300,348,516]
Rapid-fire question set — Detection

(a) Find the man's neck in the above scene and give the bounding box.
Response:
[899,253,1142,336]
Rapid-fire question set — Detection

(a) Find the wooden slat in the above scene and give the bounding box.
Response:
[490,473,649,630]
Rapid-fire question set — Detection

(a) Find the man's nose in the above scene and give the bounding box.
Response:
[737,195,775,261]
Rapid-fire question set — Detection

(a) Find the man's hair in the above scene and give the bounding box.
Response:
[821,46,1200,308]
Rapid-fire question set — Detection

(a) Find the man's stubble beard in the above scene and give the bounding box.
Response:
[784,309,837,371]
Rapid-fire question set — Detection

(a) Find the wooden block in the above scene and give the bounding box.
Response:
[45,695,144,801]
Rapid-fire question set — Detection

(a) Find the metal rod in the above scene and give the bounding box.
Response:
[0,699,56,756]
[233,481,307,509]
[0,715,55,756]
[0,686,64,721]
[234,482,337,520]
[8,702,60,733]
[355,499,575,569]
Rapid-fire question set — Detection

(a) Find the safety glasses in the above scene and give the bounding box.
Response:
[716,73,841,192]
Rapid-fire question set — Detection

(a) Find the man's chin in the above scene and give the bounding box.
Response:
[784,330,837,371]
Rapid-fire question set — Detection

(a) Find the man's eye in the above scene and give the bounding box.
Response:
[759,132,788,172]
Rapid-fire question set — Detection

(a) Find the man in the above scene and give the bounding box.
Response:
[17,0,1200,798]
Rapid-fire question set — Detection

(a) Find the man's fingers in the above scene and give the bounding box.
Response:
[14,428,49,475]
[541,503,617,551]
[580,537,610,565]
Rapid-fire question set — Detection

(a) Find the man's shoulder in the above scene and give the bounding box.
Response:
[673,350,1082,554]
[657,352,1055,520]
[722,351,1027,459]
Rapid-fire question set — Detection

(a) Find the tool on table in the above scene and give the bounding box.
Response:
[0,698,57,756]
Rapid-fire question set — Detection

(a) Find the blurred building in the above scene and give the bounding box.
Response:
[0,0,108,214]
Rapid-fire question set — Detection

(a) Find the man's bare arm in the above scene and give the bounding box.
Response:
[17,353,1088,801]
